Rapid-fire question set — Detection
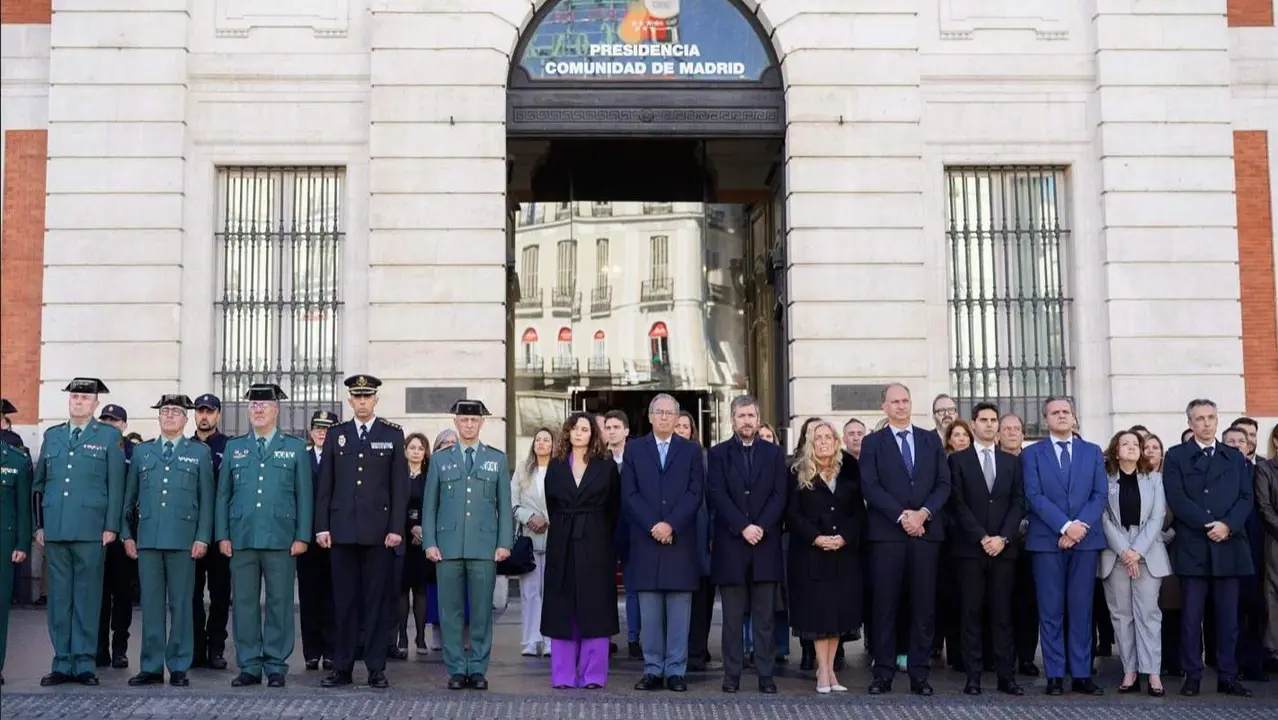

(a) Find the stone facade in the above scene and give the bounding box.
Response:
[2,0,1276,448]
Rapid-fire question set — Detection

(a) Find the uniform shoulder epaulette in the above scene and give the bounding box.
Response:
[283,432,305,443]
[46,422,67,434]
[377,418,401,430]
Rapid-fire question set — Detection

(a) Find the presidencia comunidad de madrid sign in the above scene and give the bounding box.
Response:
[518,0,773,82]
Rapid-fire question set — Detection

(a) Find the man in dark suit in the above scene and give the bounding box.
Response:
[1163,399,1253,698]
[860,382,951,696]
[190,394,231,670]
[314,375,409,689]
[621,393,705,693]
[947,402,1025,696]
[1021,396,1107,696]
[298,410,337,670]
[706,395,787,694]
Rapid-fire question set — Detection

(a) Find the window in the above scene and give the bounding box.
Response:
[556,327,573,359]
[649,235,669,279]
[556,239,578,290]
[595,238,610,288]
[944,166,1074,437]
[592,330,606,360]
[214,167,344,435]
[520,245,540,294]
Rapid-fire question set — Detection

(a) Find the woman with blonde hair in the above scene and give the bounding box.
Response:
[513,427,555,656]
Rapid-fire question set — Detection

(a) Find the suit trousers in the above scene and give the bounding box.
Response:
[46,541,105,676]
[436,559,497,677]
[137,549,196,674]
[1032,550,1098,680]
[192,550,231,659]
[228,549,295,678]
[1012,551,1039,666]
[638,591,693,677]
[870,540,941,683]
[295,545,334,662]
[1180,576,1240,682]
[330,543,394,672]
[956,556,1015,681]
[720,581,777,679]
[98,540,135,660]
[1101,563,1162,675]
[687,576,715,664]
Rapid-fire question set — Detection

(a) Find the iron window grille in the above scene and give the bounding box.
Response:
[945,166,1074,438]
[214,167,345,436]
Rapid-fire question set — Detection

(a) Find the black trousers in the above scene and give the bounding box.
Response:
[1092,578,1115,653]
[1012,552,1039,666]
[331,543,394,672]
[385,550,405,650]
[957,556,1016,681]
[193,549,232,659]
[688,576,716,664]
[721,581,777,679]
[97,540,135,658]
[870,540,940,682]
[935,552,963,666]
[297,545,335,662]
[1238,595,1268,676]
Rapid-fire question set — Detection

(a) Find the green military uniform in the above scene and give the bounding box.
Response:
[1,439,34,683]
[33,379,126,682]
[123,396,214,681]
[423,400,513,683]
[215,385,312,685]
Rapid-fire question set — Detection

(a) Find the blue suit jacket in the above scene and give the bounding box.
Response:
[620,434,704,592]
[1022,437,1107,553]
[860,426,951,542]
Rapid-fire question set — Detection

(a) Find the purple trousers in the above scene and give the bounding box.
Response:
[549,617,610,688]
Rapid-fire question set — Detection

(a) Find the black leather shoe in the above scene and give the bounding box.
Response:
[231,672,261,687]
[40,672,73,686]
[321,670,352,688]
[469,673,488,690]
[111,654,129,669]
[322,658,334,670]
[75,672,100,686]
[1217,680,1252,697]
[267,674,285,688]
[128,672,164,687]
[759,677,777,694]
[169,672,189,687]
[209,655,228,670]
[1180,678,1200,696]
[1072,678,1103,695]
[1018,661,1040,677]
[628,641,642,659]
[1045,677,1064,695]
[722,675,739,693]
[911,680,934,696]
[368,670,389,689]
[389,647,408,661]
[447,674,468,690]
[868,679,892,695]
[666,675,688,692]
[1117,677,1142,694]
[635,674,664,691]
[304,659,319,671]
[998,679,1025,695]
[963,679,982,695]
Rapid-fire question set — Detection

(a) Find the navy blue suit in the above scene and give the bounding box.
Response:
[860,425,951,683]
[191,431,231,663]
[297,446,334,663]
[1022,436,1107,680]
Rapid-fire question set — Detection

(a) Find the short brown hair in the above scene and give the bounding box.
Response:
[1104,430,1154,475]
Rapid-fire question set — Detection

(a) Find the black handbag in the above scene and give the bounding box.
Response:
[497,533,536,576]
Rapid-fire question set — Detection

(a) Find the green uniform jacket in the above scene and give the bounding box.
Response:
[122,437,214,550]
[32,419,126,542]
[215,432,312,551]
[422,442,513,560]
[1,442,33,554]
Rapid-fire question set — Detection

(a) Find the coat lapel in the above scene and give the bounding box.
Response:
[1205,446,1230,483]
[882,427,912,478]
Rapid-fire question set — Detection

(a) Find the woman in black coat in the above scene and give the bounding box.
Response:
[787,420,864,694]
[541,412,622,688]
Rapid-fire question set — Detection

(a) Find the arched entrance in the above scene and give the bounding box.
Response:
[505,0,788,454]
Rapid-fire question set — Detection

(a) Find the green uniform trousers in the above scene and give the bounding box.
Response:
[46,541,105,675]
[229,549,295,677]
[437,559,497,677]
[138,550,196,674]
[0,541,14,670]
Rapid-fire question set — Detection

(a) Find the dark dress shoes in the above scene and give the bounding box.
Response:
[322,658,334,670]
[1180,678,1201,696]
[231,672,261,687]
[1018,662,1040,677]
[1072,678,1104,695]
[267,674,286,688]
[868,679,892,695]
[759,677,777,694]
[447,674,468,690]
[128,672,164,687]
[635,674,664,691]
[40,672,73,686]
[322,670,353,688]
[1045,678,1064,695]
[963,679,982,695]
[304,659,320,671]
[169,672,189,687]
[209,655,228,670]
[75,672,100,686]
[628,641,642,659]
[1217,680,1252,697]
[468,673,488,690]
[722,676,739,693]
[389,647,408,661]
[998,679,1025,696]
[666,675,687,692]
[111,654,129,669]
[368,670,389,689]
[911,680,934,696]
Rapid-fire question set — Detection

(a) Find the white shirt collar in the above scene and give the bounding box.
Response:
[888,423,914,436]
[358,416,376,432]
[974,441,997,453]
[1195,439,1216,451]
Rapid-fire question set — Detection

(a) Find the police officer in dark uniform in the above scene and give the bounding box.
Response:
[298,410,338,670]
[1,399,26,449]
[315,374,409,689]
[96,403,136,669]
[189,393,231,669]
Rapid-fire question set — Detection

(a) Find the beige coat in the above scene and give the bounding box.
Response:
[511,463,549,553]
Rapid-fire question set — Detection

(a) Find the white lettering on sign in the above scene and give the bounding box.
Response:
[543,43,745,78]
[588,43,701,58]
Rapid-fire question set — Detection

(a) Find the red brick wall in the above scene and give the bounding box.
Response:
[1229,0,1275,26]
[0,0,50,24]
[1,130,47,424]
[1234,131,1278,416]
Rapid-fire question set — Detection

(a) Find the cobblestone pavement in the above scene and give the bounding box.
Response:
[1,605,1273,718]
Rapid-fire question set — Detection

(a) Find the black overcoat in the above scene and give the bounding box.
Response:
[540,456,621,640]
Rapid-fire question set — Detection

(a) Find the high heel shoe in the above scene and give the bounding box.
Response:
[1117,677,1141,693]
[1147,681,1165,697]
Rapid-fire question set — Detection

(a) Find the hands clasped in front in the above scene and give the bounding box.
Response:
[650,521,674,545]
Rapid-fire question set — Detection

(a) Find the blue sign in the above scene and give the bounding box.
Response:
[518,0,773,82]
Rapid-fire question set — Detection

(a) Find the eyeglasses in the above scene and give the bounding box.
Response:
[650,409,678,417]
[934,407,958,415]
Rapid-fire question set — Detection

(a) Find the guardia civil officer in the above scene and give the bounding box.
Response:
[421,399,513,691]
[298,409,338,671]
[96,403,136,669]
[122,395,214,687]
[215,383,312,688]
[33,377,127,686]
[1,436,33,686]
[1,398,26,449]
[316,375,408,689]
[190,393,232,669]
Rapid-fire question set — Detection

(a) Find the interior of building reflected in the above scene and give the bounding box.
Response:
[509,201,775,459]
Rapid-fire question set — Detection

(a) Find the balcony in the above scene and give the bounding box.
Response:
[586,357,611,376]
[554,204,572,221]
[642,202,672,215]
[640,276,674,306]
[549,356,579,380]
[590,285,613,315]
[590,202,612,217]
[516,356,544,381]
[515,287,543,317]
[551,287,582,319]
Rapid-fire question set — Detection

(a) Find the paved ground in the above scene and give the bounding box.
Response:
[1,602,1274,718]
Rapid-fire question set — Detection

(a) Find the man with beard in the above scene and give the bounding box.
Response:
[95,404,135,670]
[190,394,231,669]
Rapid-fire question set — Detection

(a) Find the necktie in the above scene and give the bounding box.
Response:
[897,430,914,476]
[465,446,475,475]
[257,436,266,457]
[71,427,81,445]
[163,440,174,463]
[1203,446,1214,459]
[1057,441,1072,478]
[743,444,753,475]
[658,441,669,469]
[359,425,369,446]
[981,448,995,492]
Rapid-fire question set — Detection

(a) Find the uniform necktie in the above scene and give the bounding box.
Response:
[71,427,81,445]
[1057,441,1072,478]
[163,440,174,463]
[897,430,914,476]
[465,446,475,475]
[359,425,369,446]
[257,436,266,457]
[981,448,996,492]
[658,441,669,469]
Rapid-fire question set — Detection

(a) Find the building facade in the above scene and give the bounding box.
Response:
[2,0,1277,451]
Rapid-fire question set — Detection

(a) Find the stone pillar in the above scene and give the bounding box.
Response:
[41,1,190,433]
[1094,1,1244,433]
